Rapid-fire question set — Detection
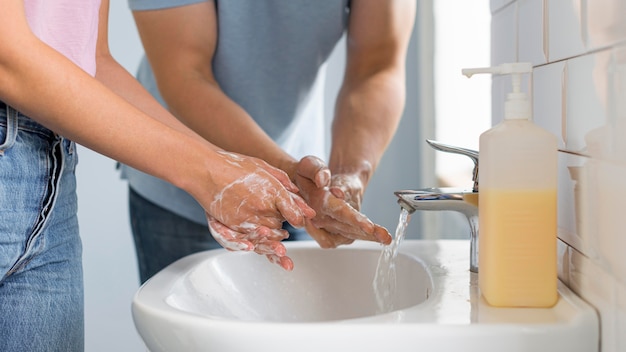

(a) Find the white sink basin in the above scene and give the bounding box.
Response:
[132,240,599,352]
[164,245,431,322]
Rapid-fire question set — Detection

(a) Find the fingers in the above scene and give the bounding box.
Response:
[322,192,375,233]
[374,225,393,245]
[275,192,316,228]
[297,156,331,188]
[209,216,295,271]
[208,217,294,257]
[241,225,289,243]
[266,254,295,271]
[305,220,355,248]
[256,158,300,193]
[203,153,324,271]
[312,191,392,245]
[310,214,369,240]
[295,170,390,245]
[254,237,288,256]
[329,173,364,210]
[256,235,294,271]
[329,186,345,200]
[207,218,255,251]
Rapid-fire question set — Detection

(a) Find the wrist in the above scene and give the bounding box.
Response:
[331,160,373,189]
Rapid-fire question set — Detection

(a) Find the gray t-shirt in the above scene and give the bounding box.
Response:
[122,0,349,224]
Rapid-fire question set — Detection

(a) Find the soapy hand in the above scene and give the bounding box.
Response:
[203,151,315,270]
[207,217,294,270]
[294,156,392,248]
[329,173,364,211]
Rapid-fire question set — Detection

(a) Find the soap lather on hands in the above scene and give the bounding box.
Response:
[294,156,392,249]
[204,151,315,271]
[205,153,391,271]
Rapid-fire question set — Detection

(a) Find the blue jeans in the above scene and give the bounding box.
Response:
[129,187,312,283]
[0,103,83,352]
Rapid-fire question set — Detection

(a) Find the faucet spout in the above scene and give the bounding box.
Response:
[395,187,479,273]
[394,140,480,273]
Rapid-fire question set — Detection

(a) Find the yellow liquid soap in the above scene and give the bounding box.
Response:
[463,192,479,207]
[479,189,558,308]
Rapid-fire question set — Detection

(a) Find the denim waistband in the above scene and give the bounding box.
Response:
[0,101,56,138]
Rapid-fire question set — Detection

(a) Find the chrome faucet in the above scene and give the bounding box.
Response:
[395,140,480,273]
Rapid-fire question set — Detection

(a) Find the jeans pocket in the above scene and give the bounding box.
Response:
[0,105,18,155]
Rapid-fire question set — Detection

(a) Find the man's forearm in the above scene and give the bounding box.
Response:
[160,76,300,180]
[329,69,406,187]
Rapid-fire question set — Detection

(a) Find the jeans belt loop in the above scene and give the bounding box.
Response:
[0,104,18,154]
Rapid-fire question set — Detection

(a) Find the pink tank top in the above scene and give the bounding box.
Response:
[24,0,102,76]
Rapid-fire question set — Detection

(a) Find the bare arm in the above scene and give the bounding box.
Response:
[0,0,314,269]
[131,2,298,177]
[0,0,206,192]
[329,0,416,208]
[94,5,216,152]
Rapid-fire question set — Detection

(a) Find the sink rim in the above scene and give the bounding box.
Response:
[132,240,600,352]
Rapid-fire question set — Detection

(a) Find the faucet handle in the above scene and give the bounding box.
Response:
[426,139,479,192]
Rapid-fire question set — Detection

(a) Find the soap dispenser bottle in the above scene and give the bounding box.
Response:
[463,62,558,308]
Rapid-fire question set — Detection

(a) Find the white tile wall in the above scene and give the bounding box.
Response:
[546,0,585,62]
[491,2,517,65]
[592,159,626,283]
[556,152,595,256]
[490,0,515,14]
[518,0,547,65]
[532,61,565,146]
[585,0,626,51]
[557,239,571,285]
[564,51,610,155]
[569,248,616,352]
[491,0,626,351]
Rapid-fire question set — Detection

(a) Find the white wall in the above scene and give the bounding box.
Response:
[80,3,424,351]
[490,1,626,351]
[434,0,491,188]
[429,0,491,240]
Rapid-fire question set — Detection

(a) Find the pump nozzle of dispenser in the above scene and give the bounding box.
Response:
[462,62,533,120]
[461,62,532,78]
